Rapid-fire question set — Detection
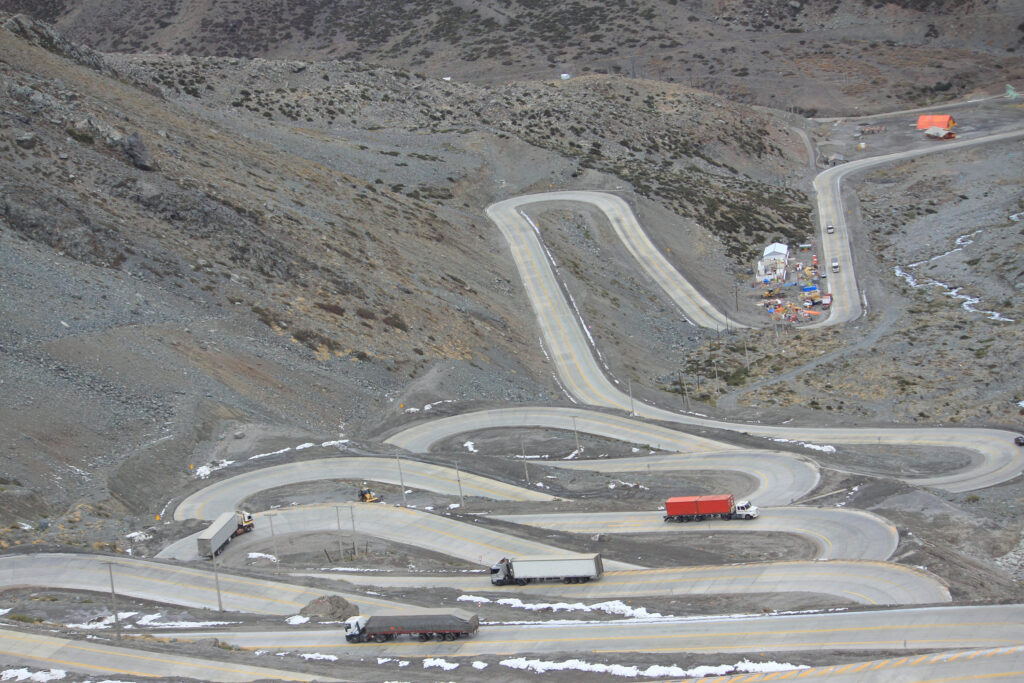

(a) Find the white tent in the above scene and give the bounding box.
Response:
[762,242,789,262]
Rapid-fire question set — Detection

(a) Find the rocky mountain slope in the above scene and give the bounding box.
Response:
[2,0,1023,114]
[0,14,812,527]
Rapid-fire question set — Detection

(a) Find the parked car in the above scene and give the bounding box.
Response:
[1015,435,1024,446]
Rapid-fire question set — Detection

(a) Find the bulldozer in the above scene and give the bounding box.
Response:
[358,485,382,503]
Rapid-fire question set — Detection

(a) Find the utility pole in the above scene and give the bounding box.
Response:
[335,506,344,564]
[396,455,407,506]
[456,461,465,508]
[349,504,357,556]
[212,554,224,612]
[627,379,635,417]
[106,563,121,639]
[744,337,750,368]
[268,513,279,574]
[734,284,739,312]
[713,359,719,383]
[571,416,581,453]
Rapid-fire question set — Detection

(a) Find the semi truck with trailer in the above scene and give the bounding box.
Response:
[490,553,603,586]
[344,612,479,643]
[663,495,758,522]
[196,510,254,558]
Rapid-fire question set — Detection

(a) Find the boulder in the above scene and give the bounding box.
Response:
[123,131,158,171]
[300,595,357,620]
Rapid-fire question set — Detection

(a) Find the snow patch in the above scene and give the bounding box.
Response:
[66,612,137,629]
[771,437,836,453]
[285,615,309,625]
[0,669,67,682]
[249,447,293,461]
[135,613,237,628]
[194,459,234,479]
[460,595,661,619]
[463,441,478,453]
[423,658,459,671]
[300,653,337,662]
[295,442,314,450]
[500,656,807,678]
[248,552,278,563]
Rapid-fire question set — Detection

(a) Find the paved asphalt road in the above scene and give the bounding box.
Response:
[0,627,331,682]
[0,553,412,614]
[173,456,554,522]
[313,558,948,605]
[386,406,1022,493]
[160,502,643,568]
[549,450,819,506]
[488,191,744,330]
[811,128,1024,326]
[162,604,1022,659]
[495,506,899,561]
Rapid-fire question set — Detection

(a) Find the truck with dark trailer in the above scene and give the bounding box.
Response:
[344,612,479,643]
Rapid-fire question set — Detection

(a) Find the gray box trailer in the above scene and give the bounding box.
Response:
[490,553,603,585]
[196,511,254,559]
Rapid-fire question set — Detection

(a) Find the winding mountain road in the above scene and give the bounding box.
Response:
[496,506,899,561]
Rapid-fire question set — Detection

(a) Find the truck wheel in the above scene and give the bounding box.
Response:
[418,633,431,641]
[723,514,732,520]
[373,634,388,643]
[516,578,528,586]
[444,632,456,641]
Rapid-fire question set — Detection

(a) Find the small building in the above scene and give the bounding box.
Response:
[757,242,790,283]
[916,114,956,130]
[762,242,789,263]
[924,126,956,139]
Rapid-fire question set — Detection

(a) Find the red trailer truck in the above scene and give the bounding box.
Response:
[663,495,758,522]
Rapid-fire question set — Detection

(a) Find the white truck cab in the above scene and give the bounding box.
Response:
[734,500,759,519]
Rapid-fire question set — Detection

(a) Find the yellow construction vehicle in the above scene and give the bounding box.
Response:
[358,486,382,503]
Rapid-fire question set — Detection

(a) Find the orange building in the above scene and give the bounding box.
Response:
[916,114,956,130]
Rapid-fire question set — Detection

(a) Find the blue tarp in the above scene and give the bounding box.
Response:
[802,285,818,292]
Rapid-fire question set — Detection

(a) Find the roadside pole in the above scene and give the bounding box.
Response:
[349,504,357,556]
[335,506,344,563]
[572,416,581,454]
[212,555,224,612]
[456,461,465,508]
[106,562,121,639]
[268,513,279,574]
[396,456,407,506]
